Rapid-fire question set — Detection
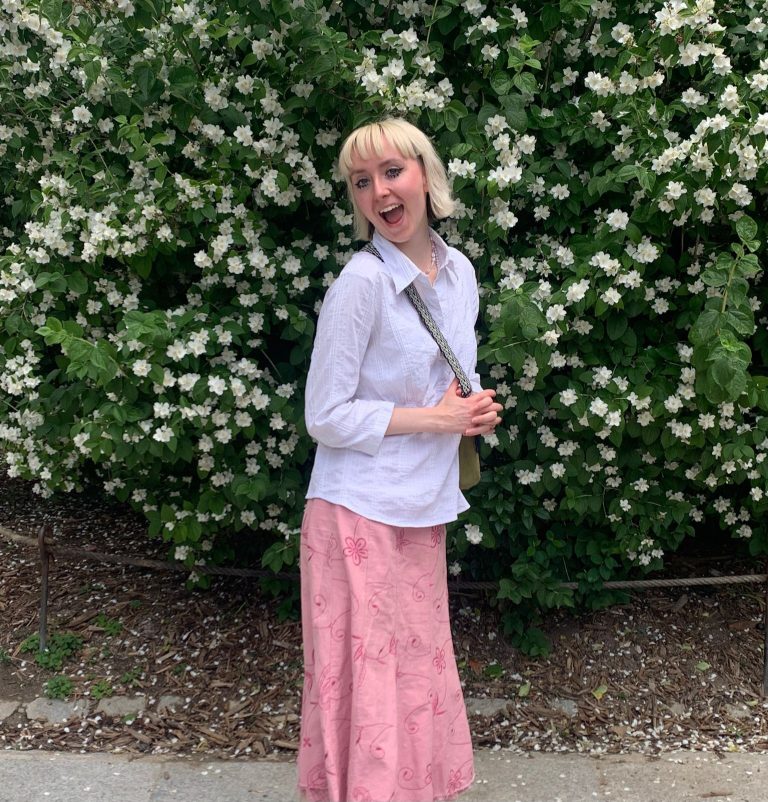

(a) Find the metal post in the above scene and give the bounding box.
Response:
[37,524,51,653]
[763,559,768,696]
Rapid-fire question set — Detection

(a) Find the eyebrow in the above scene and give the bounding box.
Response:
[350,158,404,178]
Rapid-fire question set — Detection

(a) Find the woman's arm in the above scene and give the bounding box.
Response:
[305,272,394,455]
[386,379,502,436]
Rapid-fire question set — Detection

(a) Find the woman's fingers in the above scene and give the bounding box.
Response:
[464,414,502,436]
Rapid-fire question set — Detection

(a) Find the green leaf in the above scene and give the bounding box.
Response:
[735,215,757,245]
[606,316,628,341]
[490,72,514,96]
[541,6,561,31]
[443,100,468,133]
[512,72,538,95]
[689,310,721,344]
[701,265,730,287]
[168,65,197,96]
[68,272,88,295]
[131,254,153,279]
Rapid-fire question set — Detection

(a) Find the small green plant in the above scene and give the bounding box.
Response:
[44,675,73,700]
[20,632,83,671]
[95,614,123,637]
[0,648,11,666]
[128,599,142,610]
[120,666,142,688]
[90,679,114,700]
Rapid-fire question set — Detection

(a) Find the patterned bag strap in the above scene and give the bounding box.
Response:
[360,242,473,398]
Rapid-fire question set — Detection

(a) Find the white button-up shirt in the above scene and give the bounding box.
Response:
[304,230,482,527]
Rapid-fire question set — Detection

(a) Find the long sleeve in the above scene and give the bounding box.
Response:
[305,272,395,456]
[468,268,483,394]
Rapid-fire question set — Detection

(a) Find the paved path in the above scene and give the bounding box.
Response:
[1,749,767,802]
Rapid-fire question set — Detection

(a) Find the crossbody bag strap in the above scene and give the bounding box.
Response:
[360,242,473,398]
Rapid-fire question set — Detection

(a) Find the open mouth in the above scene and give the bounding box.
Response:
[379,204,404,225]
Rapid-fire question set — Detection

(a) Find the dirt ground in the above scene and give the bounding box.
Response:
[1,473,767,758]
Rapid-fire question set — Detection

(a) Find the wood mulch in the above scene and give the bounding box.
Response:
[1,473,768,757]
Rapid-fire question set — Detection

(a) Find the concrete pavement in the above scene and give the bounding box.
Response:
[0,749,767,802]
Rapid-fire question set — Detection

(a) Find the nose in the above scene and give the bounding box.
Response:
[371,176,389,197]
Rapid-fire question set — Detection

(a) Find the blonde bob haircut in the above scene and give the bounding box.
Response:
[338,117,456,241]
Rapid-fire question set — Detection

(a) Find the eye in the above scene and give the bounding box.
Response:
[386,166,403,179]
[354,177,370,190]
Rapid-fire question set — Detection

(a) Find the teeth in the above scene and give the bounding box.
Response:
[380,204,401,214]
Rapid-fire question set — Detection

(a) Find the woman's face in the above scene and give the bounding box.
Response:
[348,138,429,246]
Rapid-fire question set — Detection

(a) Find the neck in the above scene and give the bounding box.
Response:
[391,228,433,271]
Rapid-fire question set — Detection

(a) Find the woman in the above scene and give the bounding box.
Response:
[299,117,502,802]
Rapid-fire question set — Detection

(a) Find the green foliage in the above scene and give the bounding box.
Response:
[120,666,142,687]
[95,614,123,637]
[20,633,83,671]
[2,1,768,651]
[90,679,114,699]
[44,675,74,700]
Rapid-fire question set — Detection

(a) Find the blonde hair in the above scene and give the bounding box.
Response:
[337,118,456,241]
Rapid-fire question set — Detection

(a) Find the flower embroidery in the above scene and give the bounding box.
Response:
[447,768,464,794]
[433,646,446,674]
[343,536,368,565]
[430,525,442,546]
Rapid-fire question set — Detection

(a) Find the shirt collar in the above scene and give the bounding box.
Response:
[371,229,455,294]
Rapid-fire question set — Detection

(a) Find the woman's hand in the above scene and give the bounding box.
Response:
[435,378,503,435]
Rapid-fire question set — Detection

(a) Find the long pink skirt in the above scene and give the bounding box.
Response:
[297,499,474,802]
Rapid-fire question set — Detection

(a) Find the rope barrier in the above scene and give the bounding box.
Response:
[1,525,764,590]
[2,522,767,693]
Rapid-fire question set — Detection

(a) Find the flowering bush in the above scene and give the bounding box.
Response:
[1,0,767,643]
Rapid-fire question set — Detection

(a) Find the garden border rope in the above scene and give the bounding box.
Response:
[2,523,768,693]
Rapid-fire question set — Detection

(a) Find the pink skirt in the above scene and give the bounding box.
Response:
[297,499,474,802]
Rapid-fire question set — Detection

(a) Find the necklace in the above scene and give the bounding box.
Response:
[423,237,438,281]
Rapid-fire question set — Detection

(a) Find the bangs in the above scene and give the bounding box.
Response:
[338,120,422,178]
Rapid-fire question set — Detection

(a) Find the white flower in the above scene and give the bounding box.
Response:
[728,183,753,206]
[694,187,716,207]
[153,425,173,443]
[601,288,622,305]
[590,398,609,418]
[560,389,578,406]
[566,279,589,304]
[72,105,92,124]
[233,126,253,146]
[550,462,566,478]
[605,209,629,231]
[132,360,151,377]
[465,523,483,545]
[208,376,226,395]
[399,29,419,50]
[479,16,499,33]
[546,304,566,324]
[448,159,477,178]
[665,181,687,200]
[681,88,706,107]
